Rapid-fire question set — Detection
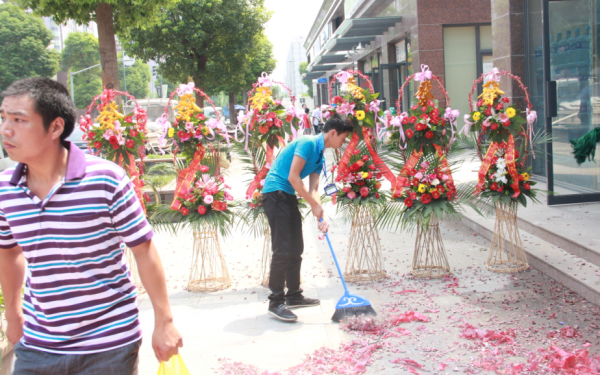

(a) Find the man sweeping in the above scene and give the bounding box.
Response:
[262,112,353,322]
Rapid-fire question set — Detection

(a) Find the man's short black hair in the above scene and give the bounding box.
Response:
[304,107,310,114]
[1,77,77,141]
[323,112,353,135]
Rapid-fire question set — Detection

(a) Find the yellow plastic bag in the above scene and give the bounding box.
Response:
[157,354,190,375]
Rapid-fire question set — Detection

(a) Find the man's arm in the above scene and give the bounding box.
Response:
[130,240,182,362]
[0,245,25,344]
[288,156,328,231]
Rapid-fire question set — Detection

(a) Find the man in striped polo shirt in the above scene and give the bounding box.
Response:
[0,78,182,374]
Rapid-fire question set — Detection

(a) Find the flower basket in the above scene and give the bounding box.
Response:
[344,205,386,282]
[465,68,538,273]
[188,225,231,292]
[487,202,528,273]
[237,73,301,150]
[411,214,451,278]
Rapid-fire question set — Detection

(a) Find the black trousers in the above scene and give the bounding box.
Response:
[263,190,304,305]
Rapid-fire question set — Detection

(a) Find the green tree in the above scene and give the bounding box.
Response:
[298,61,313,98]
[119,0,270,106]
[61,32,102,108]
[18,0,173,92]
[118,56,150,99]
[0,3,59,91]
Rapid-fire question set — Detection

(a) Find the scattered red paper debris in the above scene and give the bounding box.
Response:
[394,327,411,335]
[394,289,418,294]
[438,363,447,370]
[390,357,424,370]
[547,325,583,339]
[445,277,459,288]
[460,323,515,344]
[389,311,429,326]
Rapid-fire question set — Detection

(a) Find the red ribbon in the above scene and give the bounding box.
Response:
[361,128,397,190]
[392,149,423,199]
[506,135,521,198]
[433,144,456,200]
[335,132,360,183]
[171,144,205,210]
[246,145,274,199]
[474,142,499,195]
[118,153,146,214]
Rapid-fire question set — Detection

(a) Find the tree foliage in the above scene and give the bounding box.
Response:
[298,61,313,98]
[119,0,270,98]
[0,3,59,91]
[61,32,102,109]
[118,56,151,99]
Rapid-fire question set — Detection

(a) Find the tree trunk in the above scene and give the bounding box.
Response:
[193,55,209,108]
[228,92,236,125]
[96,3,120,91]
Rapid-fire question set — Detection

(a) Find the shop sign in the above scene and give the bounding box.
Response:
[396,40,406,63]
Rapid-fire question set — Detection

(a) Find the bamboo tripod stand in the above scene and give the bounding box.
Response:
[411,215,451,278]
[344,206,386,282]
[187,225,232,292]
[487,202,528,273]
[124,246,146,294]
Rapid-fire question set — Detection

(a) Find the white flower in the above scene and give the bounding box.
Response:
[495,157,507,169]
[431,178,440,186]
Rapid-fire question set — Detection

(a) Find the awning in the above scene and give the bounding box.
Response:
[308,64,338,72]
[314,53,348,65]
[324,36,377,52]
[302,71,325,80]
[334,16,403,38]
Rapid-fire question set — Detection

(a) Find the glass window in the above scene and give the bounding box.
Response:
[480,25,493,50]
[444,27,477,124]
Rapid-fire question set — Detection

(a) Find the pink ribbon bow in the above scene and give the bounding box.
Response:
[526,108,537,158]
[336,70,353,84]
[176,82,195,96]
[414,64,432,82]
[391,112,408,149]
[156,113,171,154]
[258,72,272,87]
[486,67,501,83]
[369,100,380,113]
[460,114,474,136]
[444,107,460,145]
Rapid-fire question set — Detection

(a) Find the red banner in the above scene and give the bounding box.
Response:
[335,132,360,183]
[118,153,146,214]
[362,127,398,191]
[246,145,274,199]
[474,142,499,195]
[392,149,423,198]
[171,144,206,210]
[433,144,456,200]
[506,135,521,198]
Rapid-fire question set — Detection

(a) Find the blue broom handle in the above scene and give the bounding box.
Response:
[320,218,350,294]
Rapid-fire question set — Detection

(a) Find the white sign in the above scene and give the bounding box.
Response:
[396,40,406,63]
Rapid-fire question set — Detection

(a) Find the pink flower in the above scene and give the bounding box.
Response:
[414,172,423,180]
[499,113,509,122]
[347,191,356,199]
[323,110,331,119]
[420,161,429,169]
[337,102,356,116]
[482,118,491,128]
[204,195,214,204]
[185,122,194,131]
[442,174,449,181]
[199,165,209,173]
[359,186,369,197]
[224,191,234,201]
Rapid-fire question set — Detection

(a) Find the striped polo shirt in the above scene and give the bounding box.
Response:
[0,141,153,354]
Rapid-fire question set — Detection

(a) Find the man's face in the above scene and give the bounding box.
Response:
[0,96,54,163]
[329,130,350,149]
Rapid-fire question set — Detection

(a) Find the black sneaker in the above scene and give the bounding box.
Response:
[268,304,298,322]
[286,297,320,309]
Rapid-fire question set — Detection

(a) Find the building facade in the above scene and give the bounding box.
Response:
[303,0,600,205]
[285,37,310,98]
[42,17,99,53]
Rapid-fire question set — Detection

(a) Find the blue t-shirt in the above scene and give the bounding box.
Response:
[263,133,325,195]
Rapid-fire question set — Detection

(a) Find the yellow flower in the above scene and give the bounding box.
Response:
[418,184,427,193]
[506,107,516,118]
[429,187,437,193]
[168,128,174,137]
[362,172,369,179]
[521,172,530,181]
[355,110,366,120]
[472,112,481,122]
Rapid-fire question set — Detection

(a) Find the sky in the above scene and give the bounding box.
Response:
[263,0,323,82]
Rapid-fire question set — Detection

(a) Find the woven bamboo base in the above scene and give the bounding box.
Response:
[487,202,529,273]
[260,228,271,287]
[124,245,146,294]
[411,215,451,278]
[188,226,232,292]
[344,206,386,282]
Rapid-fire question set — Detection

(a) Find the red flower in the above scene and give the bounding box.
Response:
[402,117,409,125]
[375,182,381,189]
[406,129,414,138]
[409,116,417,123]
[503,120,511,127]
[112,144,120,150]
[197,205,207,215]
[515,151,520,158]
[349,163,361,172]
[477,99,484,107]
[411,105,418,110]
[368,164,376,170]
[497,186,504,193]
[143,193,151,202]
[375,192,380,199]
[126,139,135,148]
[352,149,361,155]
[343,187,351,193]
[523,183,531,190]
[109,135,118,144]
[490,182,498,191]
[409,191,417,200]
[94,141,102,149]
[286,114,294,122]
[361,155,369,162]
[212,201,228,212]
[490,122,498,130]
[415,123,426,131]
[259,125,269,134]
[376,173,382,179]
[425,131,434,139]
[421,106,428,112]
[496,104,503,111]
[196,113,205,120]
[360,186,369,197]
[431,190,440,199]
[404,198,413,207]
[333,96,343,104]
[124,116,133,123]
[421,193,432,205]
[262,104,268,110]
[177,130,186,139]
[130,129,138,137]
[87,131,96,139]
[437,186,445,194]
[502,97,510,103]
[484,108,492,116]
[180,207,190,216]
[412,178,420,186]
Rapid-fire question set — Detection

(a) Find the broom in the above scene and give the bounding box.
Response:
[320,219,377,322]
